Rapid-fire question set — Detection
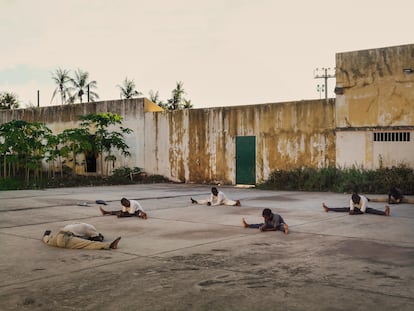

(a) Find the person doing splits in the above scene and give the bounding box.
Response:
[242,208,288,234]
[323,193,390,216]
[99,197,147,219]
[369,187,414,204]
[42,223,121,250]
[191,187,241,207]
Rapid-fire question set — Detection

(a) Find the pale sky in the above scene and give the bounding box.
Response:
[1,0,413,108]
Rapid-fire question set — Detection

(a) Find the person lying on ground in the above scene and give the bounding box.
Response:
[369,187,414,204]
[242,208,288,234]
[191,187,241,206]
[42,223,121,250]
[322,193,390,216]
[99,197,147,219]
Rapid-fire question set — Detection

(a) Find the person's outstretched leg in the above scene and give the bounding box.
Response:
[242,218,262,228]
[99,207,120,216]
[283,223,289,234]
[322,203,350,213]
[365,206,390,216]
[109,237,122,249]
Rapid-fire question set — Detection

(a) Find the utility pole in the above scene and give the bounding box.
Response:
[314,67,335,100]
[317,84,324,99]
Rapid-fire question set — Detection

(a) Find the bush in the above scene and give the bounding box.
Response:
[0,166,172,190]
[257,165,414,194]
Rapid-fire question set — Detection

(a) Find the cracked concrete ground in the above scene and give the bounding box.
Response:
[0,184,413,311]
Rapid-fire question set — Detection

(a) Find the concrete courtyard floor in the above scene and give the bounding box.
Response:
[0,183,413,311]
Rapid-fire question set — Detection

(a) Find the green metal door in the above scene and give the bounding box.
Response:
[236,136,256,184]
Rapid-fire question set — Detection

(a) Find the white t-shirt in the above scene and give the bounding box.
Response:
[210,191,228,206]
[61,223,99,237]
[122,199,145,214]
[350,195,369,212]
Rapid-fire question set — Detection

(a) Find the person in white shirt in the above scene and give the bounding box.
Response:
[322,193,390,216]
[62,223,104,241]
[191,187,241,206]
[99,198,147,219]
[42,223,121,250]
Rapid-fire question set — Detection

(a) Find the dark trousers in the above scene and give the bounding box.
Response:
[328,207,386,216]
[248,215,286,232]
[110,211,142,217]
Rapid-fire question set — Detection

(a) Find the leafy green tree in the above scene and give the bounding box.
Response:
[43,132,63,177]
[69,68,99,103]
[51,68,72,105]
[117,77,142,99]
[0,120,51,183]
[57,128,92,175]
[0,92,20,109]
[79,113,132,176]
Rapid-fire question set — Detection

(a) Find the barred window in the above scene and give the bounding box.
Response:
[373,132,410,142]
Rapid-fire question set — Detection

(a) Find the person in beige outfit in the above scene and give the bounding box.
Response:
[42,223,121,250]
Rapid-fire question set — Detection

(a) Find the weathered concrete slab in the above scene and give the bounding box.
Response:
[0,184,413,311]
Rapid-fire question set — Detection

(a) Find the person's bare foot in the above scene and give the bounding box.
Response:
[235,200,241,207]
[99,206,109,215]
[191,198,197,204]
[242,218,249,228]
[385,205,390,216]
[283,224,289,235]
[322,203,329,212]
[141,212,148,220]
[109,237,121,249]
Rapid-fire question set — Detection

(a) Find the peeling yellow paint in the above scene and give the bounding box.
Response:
[336,44,414,128]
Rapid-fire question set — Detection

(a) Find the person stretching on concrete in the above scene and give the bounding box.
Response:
[242,208,288,234]
[369,187,414,204]
[42,223,121,250]
[191,187,241,206]
[322,193,390,216]
[99,197,147,219]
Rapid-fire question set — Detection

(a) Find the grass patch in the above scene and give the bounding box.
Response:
[0,166,172,190]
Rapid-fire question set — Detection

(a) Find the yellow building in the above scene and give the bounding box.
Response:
[0,44,412,184]
[335,43,414,169]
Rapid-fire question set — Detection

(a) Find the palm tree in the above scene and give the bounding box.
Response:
[0,92,19,109]
[69,69,99,103]
[117,77,142,99]
[183,99,193,109]
[170,81,185,110]
[50,68,71,105]
[148,89,166,108]
[165,81,187,110]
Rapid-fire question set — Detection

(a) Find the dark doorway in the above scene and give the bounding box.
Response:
[85,151,97,173]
